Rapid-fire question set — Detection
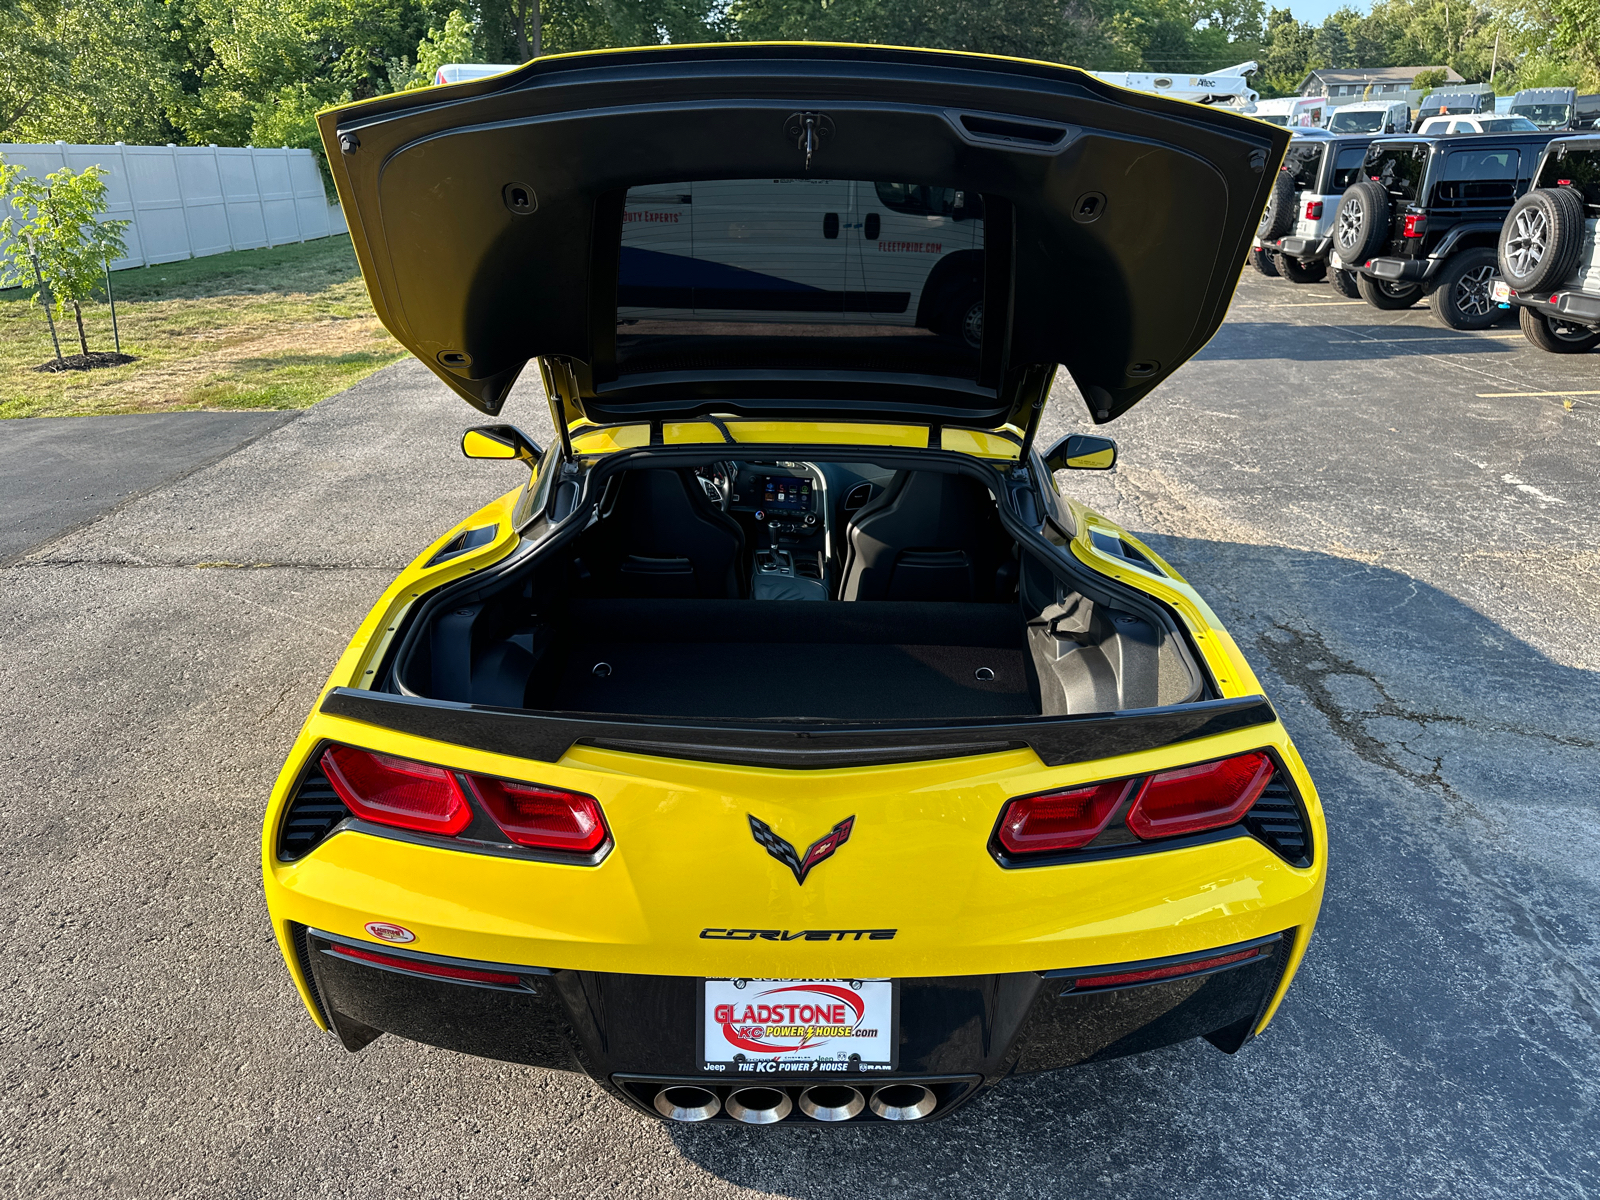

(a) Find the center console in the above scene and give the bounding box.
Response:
[730,464,830,600]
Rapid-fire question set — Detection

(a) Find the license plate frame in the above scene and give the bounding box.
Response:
[698,978,899,1075]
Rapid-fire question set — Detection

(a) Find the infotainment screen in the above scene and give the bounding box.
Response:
[760,476,813,511]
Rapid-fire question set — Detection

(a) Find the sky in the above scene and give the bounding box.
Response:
[1280,0,1370,27]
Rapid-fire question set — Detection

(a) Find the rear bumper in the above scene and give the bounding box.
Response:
[1360,255,1433,283]
[293,923,1298,1123]
[1495,282,1600,327]
[1262,235,1331,260]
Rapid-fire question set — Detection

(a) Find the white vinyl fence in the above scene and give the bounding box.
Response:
[0,142,347,270]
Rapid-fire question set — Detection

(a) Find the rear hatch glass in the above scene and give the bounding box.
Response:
[1539,147,1600,213]
[1330,144,1369,191]
[616,179,985,382]
[1364,142,1426,202]
[1282,143,1324,190]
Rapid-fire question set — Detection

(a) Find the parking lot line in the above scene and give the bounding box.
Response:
[1328,334,1526,344]
[1475,390,1600,398]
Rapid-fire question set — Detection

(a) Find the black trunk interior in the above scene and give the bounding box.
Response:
[548,600,1037,720]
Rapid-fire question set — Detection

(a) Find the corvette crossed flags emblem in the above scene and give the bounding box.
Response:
[748,814,855,885]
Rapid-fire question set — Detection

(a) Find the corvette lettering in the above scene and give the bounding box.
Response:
[700,927,897,940]
[749,813,854,884]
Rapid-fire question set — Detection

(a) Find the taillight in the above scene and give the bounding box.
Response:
[330,942,527,988]
[996,780,1137,854]
[1402,213,1427,237]
[321,745,472,836]
[1071,944,1270,991]
[1125,751,1275,839]
[468,777,608,853]
[1305,200,1323,220]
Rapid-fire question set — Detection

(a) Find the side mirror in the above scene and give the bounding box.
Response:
[462,424,542,465]
[1043,433,1118,472]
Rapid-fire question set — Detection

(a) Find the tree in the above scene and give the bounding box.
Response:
[0,159,129,361]
[1259,6,1314,95]
[1311,16,1351,67]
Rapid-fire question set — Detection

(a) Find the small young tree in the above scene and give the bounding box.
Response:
[0,158,128,359]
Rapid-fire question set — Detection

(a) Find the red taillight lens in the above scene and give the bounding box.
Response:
[321,745,471,836]
[1305,200,1323,220]
[468,776,608,853]
[331,943,526,988]
[1402,213,1427,237]
[1125,752,1275,839]
[997,780,1138,854]
[1073,945,1268,991]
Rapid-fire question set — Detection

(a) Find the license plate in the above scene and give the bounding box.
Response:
[1492,280,1512,302]
[700,978,897,1073]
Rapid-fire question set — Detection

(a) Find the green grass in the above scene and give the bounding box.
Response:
[0,235,406,419]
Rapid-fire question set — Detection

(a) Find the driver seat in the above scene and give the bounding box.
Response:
[593,469,745,598]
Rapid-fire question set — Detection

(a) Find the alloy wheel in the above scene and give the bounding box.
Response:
[1336,201,1362,252]
[1453,266,1497,318]
[961,300,984,349]
[1505,208,1547,279]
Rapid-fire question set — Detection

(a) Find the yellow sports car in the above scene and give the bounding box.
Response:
[264,43,1320,1125]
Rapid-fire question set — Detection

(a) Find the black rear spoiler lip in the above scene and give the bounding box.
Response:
[318,689,1278,771]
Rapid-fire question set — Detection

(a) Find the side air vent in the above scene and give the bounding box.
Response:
[1244,773,1312,868]
[958,114,1069,147]
[277,761,350,862]
[843,482,873,511]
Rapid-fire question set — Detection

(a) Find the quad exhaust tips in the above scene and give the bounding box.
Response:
[798,1084,866,1122]
[651,1081,939,1123]
[869,1083,938,1121]
[653,1085,720,1122]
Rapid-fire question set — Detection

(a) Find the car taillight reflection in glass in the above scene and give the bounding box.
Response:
[1125,751,1275,839]
[997,780,1138,854]
[321,745,472,835]
[468,777,608,853]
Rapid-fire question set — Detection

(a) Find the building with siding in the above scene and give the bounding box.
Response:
[1297,66,1464,99]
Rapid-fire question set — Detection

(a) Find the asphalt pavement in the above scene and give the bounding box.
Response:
[2,276,1597,1197]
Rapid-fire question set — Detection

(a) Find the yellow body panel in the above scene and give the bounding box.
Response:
[263,435,1326,1038]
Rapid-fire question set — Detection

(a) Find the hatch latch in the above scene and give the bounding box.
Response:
[783,112,834,170]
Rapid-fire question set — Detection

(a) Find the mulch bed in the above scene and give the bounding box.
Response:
[32,352,138,373]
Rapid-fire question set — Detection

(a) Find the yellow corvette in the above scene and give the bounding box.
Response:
[264,43,1319,1125]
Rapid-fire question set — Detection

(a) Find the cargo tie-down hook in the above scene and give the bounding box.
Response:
[783,112,834,170]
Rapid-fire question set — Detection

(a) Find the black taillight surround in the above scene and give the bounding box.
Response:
[989,747,1312,870]
[274,741,613,866]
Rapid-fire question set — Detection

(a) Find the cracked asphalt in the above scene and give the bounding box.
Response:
[3,272,1598,1197]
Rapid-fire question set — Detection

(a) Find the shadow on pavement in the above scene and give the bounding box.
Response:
[1193,322,1521,362]
[661,538,1600,1199]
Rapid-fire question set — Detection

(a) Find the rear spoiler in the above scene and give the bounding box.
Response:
[320,689,1277,770]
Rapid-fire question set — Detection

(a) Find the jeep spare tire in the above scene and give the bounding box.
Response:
[1498,188,1585,293]
[1256,170,1296,240]
[1333,180,1390,266]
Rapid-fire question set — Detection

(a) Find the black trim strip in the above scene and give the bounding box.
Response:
[319,689,1277,770]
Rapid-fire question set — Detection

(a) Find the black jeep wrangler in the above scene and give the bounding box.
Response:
[1331,130,1560,329]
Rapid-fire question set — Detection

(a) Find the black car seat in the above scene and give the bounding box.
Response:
[838,470,1009,602]
[589,469,745,598]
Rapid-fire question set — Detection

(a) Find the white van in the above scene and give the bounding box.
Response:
[1253,97,1328,128]
[1325,101,1411,134]
[619,180,986,347]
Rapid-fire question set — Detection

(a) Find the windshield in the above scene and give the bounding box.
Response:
[1329,110,1385,133]
[1511,103,1572,129]
[1258,114,1290,127]
[1478,117,1540,132]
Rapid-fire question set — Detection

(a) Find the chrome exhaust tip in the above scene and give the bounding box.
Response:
[798,1084,866,1122]
[869,1083,937,1121]
[653,1085,720,1123]
[724,1086,793,1125]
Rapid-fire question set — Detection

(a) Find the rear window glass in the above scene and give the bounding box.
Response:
[1282,143,1324,190]
[1331,146,1368,190]
[1432,149,1521,205]
[1364,143,1426,201]
[1538,147,1600,212]
[614,178,986,382]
